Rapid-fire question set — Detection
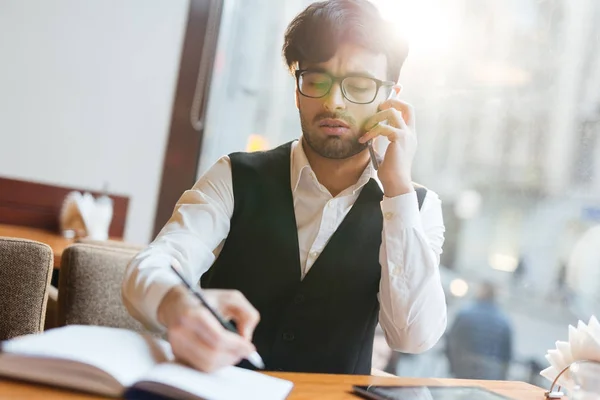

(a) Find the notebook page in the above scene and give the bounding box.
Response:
[135,363,294,400]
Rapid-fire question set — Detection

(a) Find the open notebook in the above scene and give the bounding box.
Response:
[0,325,293,400]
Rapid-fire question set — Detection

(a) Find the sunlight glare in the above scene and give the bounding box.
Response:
[372,0,460,58]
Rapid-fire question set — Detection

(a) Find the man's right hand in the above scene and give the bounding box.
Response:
[157,285,260,372]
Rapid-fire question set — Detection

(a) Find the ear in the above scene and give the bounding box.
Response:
[294,88,300,110]
[393,84,403,97]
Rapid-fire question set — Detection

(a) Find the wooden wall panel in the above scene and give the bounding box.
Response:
[0,177,129,238]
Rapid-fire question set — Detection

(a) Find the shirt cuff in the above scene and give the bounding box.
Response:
[141,272,182,332]
[123,255,183,333]
[381,190,423,229]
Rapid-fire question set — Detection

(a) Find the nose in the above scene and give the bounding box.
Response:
[323,82,346,112]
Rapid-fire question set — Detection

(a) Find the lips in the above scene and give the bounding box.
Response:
[318,118,350,129]
[318,118,351,136]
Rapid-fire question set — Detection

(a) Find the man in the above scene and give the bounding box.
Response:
[446,281,513,380]
[122,0,446,375]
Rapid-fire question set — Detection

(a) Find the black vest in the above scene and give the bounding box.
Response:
[201,142,424,374]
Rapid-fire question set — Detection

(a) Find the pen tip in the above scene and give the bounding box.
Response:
[249,351,265,370]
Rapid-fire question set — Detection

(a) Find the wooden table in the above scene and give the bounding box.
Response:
[0,223,73,269]
[0,372,547,399]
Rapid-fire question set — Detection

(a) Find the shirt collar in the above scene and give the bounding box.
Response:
[290,138,384,194]
[290,139,311,193]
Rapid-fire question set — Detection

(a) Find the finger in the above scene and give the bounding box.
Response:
[384,108,406,130]
[376,104,408,131]
[170,326,243,372]
[363,108,408,132]
[359,124,403,144]
[379,99,414,128]
[218,328,256,356]
[218,291,261,340]
[363,108,394,131]
[185,307,255,354]
[181,307,255,356]
[181,306,226,348]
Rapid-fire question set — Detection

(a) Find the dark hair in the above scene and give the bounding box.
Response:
[282,0,408,82]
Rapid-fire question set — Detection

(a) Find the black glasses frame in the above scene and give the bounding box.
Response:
[295,69,395,104]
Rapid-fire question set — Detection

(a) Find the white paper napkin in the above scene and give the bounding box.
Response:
[541,315,600,392]
[60,191,113,240]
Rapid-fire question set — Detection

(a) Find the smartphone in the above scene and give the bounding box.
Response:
[352,385,512,400]
[368,88,398,170]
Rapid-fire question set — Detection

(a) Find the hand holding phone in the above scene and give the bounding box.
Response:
[367,88,398,170]
[360,86,416,197]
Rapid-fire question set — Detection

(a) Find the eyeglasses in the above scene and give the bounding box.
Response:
[295,69,395,105]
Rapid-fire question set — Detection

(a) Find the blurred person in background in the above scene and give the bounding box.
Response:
[446,281,513,380]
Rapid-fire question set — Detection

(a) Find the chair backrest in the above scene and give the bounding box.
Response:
[0,237,53,340]
[57,244,144,332]
[75,238,145,252]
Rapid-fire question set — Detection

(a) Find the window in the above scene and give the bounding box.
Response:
[200,0,600,384]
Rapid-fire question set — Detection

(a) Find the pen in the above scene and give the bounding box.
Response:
[169,265,265,370]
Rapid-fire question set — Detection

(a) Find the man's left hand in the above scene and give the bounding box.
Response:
[359,99,417,197]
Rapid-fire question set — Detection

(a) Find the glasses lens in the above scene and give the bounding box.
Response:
[299,72,332,98]
[342,77,378,104]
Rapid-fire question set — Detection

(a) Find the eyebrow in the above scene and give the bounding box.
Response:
[302,66,377,79]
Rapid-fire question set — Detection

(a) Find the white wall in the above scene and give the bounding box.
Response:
[0,0,189,244]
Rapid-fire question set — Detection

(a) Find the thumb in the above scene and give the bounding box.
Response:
[219,298,260,341]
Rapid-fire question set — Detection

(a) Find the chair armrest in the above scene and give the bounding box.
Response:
[44,285,59,330]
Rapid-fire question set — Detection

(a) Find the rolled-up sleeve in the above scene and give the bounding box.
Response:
[121,156,234,332]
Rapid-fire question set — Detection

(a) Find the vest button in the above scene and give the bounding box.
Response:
[294,294,305,304]
[282,332,295,342]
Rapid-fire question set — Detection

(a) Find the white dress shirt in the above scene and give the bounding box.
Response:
[122,140,447,353]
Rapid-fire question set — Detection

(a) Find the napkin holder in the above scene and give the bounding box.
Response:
[59,191,114,240]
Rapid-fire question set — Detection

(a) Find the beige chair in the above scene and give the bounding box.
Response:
[57,243,145,332]
[75,238,145,252]
[0,237,53,340]
[44,238,144,330]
